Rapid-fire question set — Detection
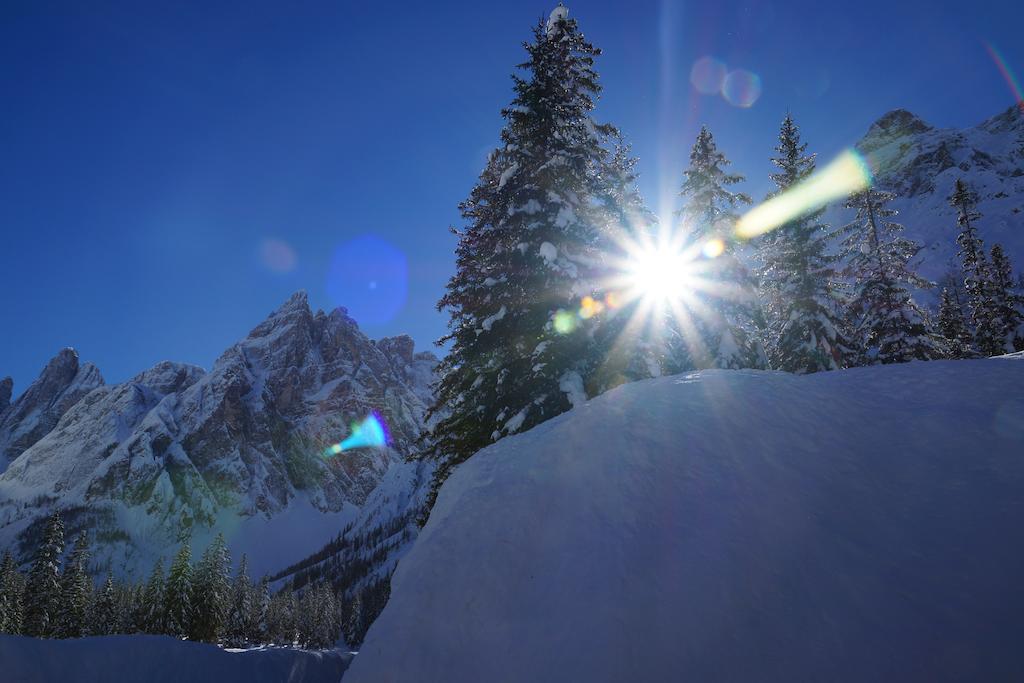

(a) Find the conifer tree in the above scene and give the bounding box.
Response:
[265,589,295,645]
[251,576,270,643]
[164,540,194,638]
[89,573,116,636]
[839,187,940,363]
[675,125,765,369]
[937,287,973,358]
[140,558,166,634]
[23,511,64,637]
[988,244,1024,352]
[226,553,254,646]
[54,533,92,638]
[755,114,846,373]
[191,533,231,643]
[0,550,24,634]
[424,6,618,504]
[949,179,1000,355]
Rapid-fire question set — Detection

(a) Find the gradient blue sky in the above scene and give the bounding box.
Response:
[2,0,1022,392]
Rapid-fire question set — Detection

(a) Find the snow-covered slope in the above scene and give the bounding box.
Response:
[0,634,352,683]
[347,357,1024,682]
[0,292,436,577]
[834,105,1024,297]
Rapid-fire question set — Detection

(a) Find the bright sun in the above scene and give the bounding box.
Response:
[627,246,695,304]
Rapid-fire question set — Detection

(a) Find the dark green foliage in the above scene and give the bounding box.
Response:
[0,551,25,634]
[988,244,1024,352]
[937,287,974,358]
[54,533,92,638]
[190,533,231,643]
[950,179,1001,355]
[22,512,64,637]
[164,540,194,638]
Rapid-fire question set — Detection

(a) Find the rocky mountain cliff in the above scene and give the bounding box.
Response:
[0,292,435,577]
[841,104,1024,296]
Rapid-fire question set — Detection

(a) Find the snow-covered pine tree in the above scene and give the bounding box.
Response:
[423,5,617,504]
[54,533,92,638]
[163,540,194,638]
[139,558,166,634]
[22,511,64,637]
[191,533,231,643]
[264,589,295,645]
[251,575,270,644]
[988,244,1024,352]
[839,187,940,363]
[89,573,115,636]
[675,125,765,369]
[937,287,973,358]
[226,553,254,646]
[0,550,24,634]
[949,179,1001,355]
[756,114,846,373]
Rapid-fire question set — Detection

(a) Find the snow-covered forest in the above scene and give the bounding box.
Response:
[2,3,1023,682]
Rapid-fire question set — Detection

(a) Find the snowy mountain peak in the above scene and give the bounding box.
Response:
[865,108,933,138]
[0,292,436,577]
[979,103,1024,135]
[0,347,104,470]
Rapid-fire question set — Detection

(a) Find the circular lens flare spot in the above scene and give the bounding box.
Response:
[690,56,728,95]
[629,247,695,303]
[260,239,297,273]
[702,238,726,258]
[327,235,408,326]
[553,310,577,334]
[722,69,762,108]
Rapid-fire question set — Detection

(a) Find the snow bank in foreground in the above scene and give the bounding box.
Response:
[0,634,352,683]
[347,357,1024,682]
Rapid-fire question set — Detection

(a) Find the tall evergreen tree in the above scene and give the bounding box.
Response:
[755,114,846,373]
[423,6,618,505]
[89,573,116,636]
[54,533,92,638]
[191,533,231,643]
[839,187,940,363]
[949,179,1001,355]
[675,125,765,369]
[140,558,166,634]
[265,589,295,645]
[164,540,194,638]
[988,244,1024,352]
[0,550,24,634]
[937,287,973,358]
[226,553,254,646]
[23,512,64,637]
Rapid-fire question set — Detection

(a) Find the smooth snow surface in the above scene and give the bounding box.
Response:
[347,357,1024,682]
[0,634,352,683]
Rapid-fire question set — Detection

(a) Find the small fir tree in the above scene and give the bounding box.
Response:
[675,125,765,369]
[54,533,92,638]
[163,540,194,638]
[937,287,973,358]
[949,179,1001,355]
[756,114,846,373]
[839,187,940,363]
[988,244,1024,352]
[0,550,24,634]
[89,573,116,636]
[140,558,166,634]
[191,533,231,643]
[23,512,65,637]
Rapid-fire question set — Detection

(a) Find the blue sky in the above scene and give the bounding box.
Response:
[2,0,1022,392]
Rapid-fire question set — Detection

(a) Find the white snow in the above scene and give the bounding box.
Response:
[538,241,557,263]
[346,357,1024,682]
[0,634,352,683]
[546,5,569,39]
[479,305,507,333]
[557,370,586,408]
[497,162,519,191]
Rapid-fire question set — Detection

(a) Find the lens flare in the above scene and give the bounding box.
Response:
[326,235,408,326]
[628,245,696,303]
[690,56,728,95]
[701,238,725,258]
[985,42,1024,112]
[721,69,762,108]
[260,239,297,274]
[735,149,873,239]
[324,413,389,456]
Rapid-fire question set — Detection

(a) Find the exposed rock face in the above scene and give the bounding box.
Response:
[840,104,1024,296]
[0,348,104,472]
[0,292,435,575]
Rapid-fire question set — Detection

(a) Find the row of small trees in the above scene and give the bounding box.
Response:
[0,512,382,648]
[419,7,1024,511]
